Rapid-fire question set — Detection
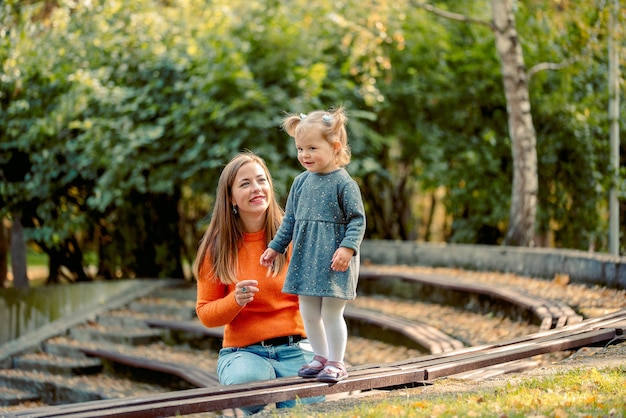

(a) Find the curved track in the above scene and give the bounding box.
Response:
[1,267,625,417]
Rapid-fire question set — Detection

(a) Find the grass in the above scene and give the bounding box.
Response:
[9,246,98,267]
[22,247,49,266]
[281,365,626,417]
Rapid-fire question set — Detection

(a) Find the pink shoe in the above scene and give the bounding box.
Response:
[298,355,327,378]
[316,361,348,383]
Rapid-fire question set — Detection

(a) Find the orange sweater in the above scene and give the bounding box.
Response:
[195,230,305,348]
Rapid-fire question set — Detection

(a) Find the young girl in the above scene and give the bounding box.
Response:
[194,151,321,415]
[260,107,366,383]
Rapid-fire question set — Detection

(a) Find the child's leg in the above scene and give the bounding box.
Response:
[316,297,349,382]
[320,297,348,363]
[298,295,329,361]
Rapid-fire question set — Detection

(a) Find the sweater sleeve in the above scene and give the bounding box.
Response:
[195,233,305,348]
[195,259,243,328]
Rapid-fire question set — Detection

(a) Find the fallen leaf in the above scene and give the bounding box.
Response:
[553,273,570,286]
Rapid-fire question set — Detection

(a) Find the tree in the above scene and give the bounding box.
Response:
[411,0,537,246]
[0,1,98,283]
[491,0,538,246]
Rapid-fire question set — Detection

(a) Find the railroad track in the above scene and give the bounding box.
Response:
[5,310,625,418]
[1,268,624,417]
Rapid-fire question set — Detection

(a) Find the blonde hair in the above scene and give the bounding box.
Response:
[281,106,351,167]
[192,151,287,284]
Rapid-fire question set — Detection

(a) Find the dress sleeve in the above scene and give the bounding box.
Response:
[339,179,367,255]
[268,181,298,253]
[195,258,243,328]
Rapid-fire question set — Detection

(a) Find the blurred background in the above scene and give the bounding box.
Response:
[1,0,625,287]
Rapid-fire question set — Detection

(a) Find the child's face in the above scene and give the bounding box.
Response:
[294,130,339,174]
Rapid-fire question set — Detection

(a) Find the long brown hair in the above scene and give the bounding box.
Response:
[192,151,287,284]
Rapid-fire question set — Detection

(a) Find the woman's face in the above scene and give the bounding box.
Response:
[231,162,271,221]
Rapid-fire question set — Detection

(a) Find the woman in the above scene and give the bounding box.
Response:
[193,151,320,415]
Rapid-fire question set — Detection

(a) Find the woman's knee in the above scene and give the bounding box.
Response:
[217,350,275,385]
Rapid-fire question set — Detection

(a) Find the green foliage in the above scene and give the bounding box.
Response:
[1,0,624,282]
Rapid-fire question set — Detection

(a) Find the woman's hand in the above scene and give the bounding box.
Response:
[235,279,259,307]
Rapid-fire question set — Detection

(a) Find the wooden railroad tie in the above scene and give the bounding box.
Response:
[78,347,220,388]
[358,269,584,330]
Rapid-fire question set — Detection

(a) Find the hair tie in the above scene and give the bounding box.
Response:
[299,113,307,120]
[322,114,332,126]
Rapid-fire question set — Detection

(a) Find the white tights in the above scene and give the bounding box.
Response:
[298,295,348,364]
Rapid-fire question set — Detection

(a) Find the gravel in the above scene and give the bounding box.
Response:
[2,265,625,417]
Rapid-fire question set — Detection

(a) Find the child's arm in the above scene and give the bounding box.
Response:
[263,175,301,259]
[339,180,367,255]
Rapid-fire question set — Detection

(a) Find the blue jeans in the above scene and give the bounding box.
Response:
[217,339,323,415]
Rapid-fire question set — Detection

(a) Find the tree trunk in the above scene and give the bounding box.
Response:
[492,0,538,246]
[96,218,117,280]
[41,237,91,284]
[361,169,414,240]
[0,218,8,287]
[10,212,29,289]
[116,190,185,279]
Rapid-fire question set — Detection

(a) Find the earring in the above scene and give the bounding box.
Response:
[232,205,238,215]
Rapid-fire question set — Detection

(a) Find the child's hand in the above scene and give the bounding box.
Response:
[260,248,278,267]
[331,247,354,272]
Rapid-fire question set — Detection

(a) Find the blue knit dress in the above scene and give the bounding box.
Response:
[268,168,366,300]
